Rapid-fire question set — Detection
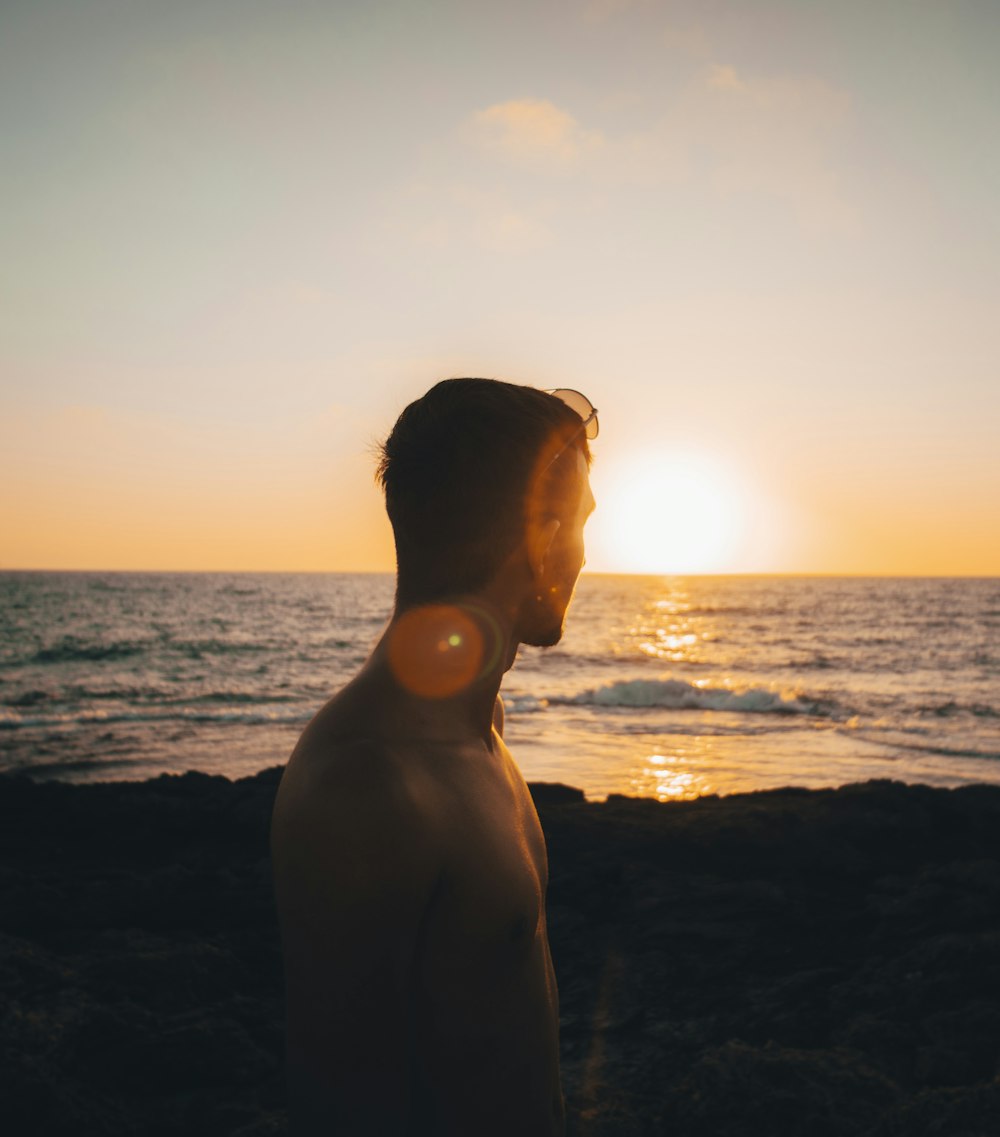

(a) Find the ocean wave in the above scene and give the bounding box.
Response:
[179,691,305,705]
[918,701,999,720]
[87,579,128,592]
[6,688,61,707]
[4,685,310,708]
[29,638,151,665]
[3,756,145,777]
[504,694,549,714]
[846,726,1000,762]
[177,639,275,657]
[553,677,824,715]
[0,705,313,731]
[796,654,837,671]
[680,605,786,618]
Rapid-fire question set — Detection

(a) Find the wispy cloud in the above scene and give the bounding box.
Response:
[466,99,604,170]
[681,63,855,231]
[706,64,744,91]
[462,66,855,233]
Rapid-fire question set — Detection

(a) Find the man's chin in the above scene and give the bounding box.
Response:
[521,622,565,649]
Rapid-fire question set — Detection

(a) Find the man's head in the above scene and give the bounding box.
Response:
[376,378,594,635]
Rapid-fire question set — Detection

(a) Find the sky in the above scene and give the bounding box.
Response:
[2,0,998,575]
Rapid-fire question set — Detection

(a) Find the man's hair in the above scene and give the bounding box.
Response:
[376,378,592,606]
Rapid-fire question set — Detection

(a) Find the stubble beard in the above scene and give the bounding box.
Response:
[521,622,565,649]
[518,591,570,649]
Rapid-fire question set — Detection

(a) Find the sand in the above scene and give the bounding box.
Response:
[2,769,999,1136]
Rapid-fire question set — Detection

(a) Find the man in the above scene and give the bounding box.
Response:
[270,378,598,1135]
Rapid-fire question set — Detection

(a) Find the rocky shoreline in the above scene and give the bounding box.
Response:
[2,769,999,1135]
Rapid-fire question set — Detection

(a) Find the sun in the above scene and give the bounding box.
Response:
[589,449,749,574]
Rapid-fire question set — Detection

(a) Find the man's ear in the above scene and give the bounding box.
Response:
[527,518,561,583]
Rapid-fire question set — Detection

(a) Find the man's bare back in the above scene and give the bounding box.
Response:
[271,664,565,1135]
[270,379,597,1135]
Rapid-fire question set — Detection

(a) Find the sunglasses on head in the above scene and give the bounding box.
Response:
[540,388,599,474]
[548,388,599,440]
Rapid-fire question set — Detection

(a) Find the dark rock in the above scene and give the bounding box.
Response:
[529,781,587,805]
[667,1040,900,1137]
[2,772,1000,1135]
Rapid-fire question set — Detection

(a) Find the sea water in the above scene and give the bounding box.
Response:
[1,572,997,800]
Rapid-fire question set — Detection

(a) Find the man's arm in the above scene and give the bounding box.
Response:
[271,746,441,1135]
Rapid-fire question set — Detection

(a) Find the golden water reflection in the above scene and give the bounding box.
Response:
[624,580,722,664]
[615,581,748,800]
[629,748,717,801]
[638,632,697,660]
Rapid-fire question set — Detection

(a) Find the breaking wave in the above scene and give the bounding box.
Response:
[507,677,827,716]
[28,638,150,665]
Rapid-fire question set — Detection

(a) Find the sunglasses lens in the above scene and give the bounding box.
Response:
[549,388,599,439]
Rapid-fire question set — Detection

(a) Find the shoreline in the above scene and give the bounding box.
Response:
[2,769,999,1135]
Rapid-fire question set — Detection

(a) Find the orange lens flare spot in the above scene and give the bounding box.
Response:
[387,605,484,699]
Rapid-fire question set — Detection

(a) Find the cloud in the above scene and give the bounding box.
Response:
[465,65,854,231]
[700,64,849,126]
[446,64,854,240]
[461,66,856,232]
[680,64,855,232]
[467,99,604,170]
[706,64,744,91]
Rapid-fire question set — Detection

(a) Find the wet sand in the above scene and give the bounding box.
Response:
[2,769,999,1136]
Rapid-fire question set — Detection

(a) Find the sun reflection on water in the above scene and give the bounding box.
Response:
[622,580,718,664]
[655,596,691,614]
[630,749,716,801]
[638,632,697,660]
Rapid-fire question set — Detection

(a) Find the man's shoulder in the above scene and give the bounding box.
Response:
[271,729,446,900]
[274,686,463,836]
[284,675,403,778]
[277,725,421,831]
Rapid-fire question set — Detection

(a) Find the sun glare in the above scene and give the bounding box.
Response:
[592,449,749,574]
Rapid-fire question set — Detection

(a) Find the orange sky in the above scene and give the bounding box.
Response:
[2,1,998,575]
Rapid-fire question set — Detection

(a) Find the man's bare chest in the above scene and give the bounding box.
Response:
[415,748,550,1006]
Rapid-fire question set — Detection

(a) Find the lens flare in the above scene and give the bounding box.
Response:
[387,605,484,699]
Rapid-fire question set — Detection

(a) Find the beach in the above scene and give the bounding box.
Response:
[3,768,999,1136]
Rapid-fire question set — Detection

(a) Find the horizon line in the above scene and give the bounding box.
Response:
[2,567,998,580]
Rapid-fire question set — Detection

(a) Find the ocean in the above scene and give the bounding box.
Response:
[1,571,997,801]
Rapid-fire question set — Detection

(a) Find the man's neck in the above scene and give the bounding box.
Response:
[370,592,519,748]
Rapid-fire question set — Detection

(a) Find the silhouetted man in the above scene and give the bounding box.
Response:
[271,378,598,1135]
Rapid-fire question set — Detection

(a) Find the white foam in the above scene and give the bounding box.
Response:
[504,694,549,714]
[557,677,819,715]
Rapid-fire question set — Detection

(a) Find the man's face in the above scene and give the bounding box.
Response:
[521,449,596,648]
